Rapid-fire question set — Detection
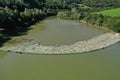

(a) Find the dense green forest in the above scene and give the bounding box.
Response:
[0,0,120,45]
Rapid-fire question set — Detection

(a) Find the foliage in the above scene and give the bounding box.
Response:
[82,0,120,9]
[0,0,46,11]
[84,14,120,32]
[0,7,20,32]
[103,18,120,32]
[46,0,63,9]
[20,8,46,23]
[0,0,58,34]
[57,11,69,19]
[57,11,82,20]
[45,9,58,16]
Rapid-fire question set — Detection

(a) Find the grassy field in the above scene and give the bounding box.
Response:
[95,8,120,17]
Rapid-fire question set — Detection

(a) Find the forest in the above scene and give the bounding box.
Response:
[0,0,120,45]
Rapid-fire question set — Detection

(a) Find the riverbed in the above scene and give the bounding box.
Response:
[0,17,120,80]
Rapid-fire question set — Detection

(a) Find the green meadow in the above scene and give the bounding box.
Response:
[95,8,120,17]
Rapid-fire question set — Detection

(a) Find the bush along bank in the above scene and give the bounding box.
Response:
[0,7,58,45]
[0,7,58,34]
[57,10,120,33]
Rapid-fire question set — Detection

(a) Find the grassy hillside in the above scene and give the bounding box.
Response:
[95,8,120,17]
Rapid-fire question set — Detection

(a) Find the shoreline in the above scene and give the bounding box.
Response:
[57,16,112,33]
[0,32,120,54]
[79,20,113,32]
[0,17,120,55]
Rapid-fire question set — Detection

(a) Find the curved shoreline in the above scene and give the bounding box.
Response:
[0,33,120,54]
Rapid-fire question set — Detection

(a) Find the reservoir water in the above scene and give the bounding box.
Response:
[0,17,120,80]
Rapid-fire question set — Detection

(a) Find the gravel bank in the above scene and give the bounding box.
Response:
[0,33,120,54]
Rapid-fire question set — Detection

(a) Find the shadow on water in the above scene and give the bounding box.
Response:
[0,22,37,46]
[0,37,11,47]
[0,29,28,46]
